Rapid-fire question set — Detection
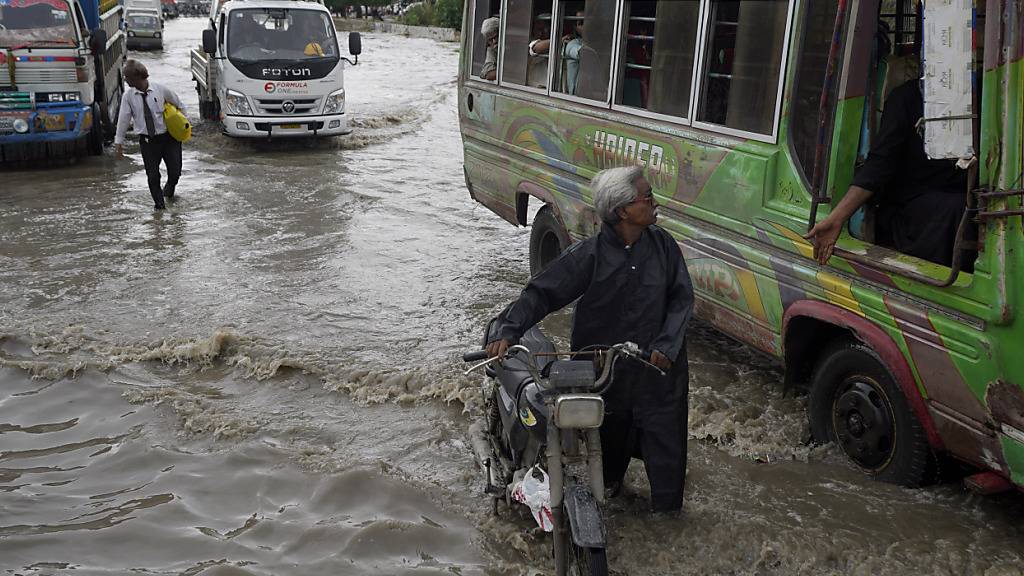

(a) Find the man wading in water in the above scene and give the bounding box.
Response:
[486,166,694,513]
[114,59,185,211]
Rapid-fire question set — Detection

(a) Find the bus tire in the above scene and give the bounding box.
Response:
[809,339,930,487]
[529,205,571,276]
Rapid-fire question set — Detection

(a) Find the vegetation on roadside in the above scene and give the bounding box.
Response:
[401,0,463,30]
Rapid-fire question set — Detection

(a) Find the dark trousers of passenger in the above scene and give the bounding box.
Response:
[879,190,972,268]
[140,132,182,208]
[599,347,688,512]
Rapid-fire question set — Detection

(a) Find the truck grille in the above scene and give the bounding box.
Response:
[0,66,78,84]
[254,97,319,115]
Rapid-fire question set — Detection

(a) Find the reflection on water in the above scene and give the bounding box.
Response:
[1,16,1023,576]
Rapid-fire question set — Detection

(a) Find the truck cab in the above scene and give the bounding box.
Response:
[191,0,361,138]
[0,0,125,160]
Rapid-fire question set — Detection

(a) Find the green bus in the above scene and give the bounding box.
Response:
[457,0,1024,490]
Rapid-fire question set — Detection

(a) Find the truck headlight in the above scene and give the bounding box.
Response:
[553,394,604,429]
[13,118,29,133]
[65,92,81,102]
[323,89,345,115]
[127,30,134,37]
[225,90,252,115]
[154,31,161,38]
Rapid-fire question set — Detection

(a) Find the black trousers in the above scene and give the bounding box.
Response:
[139,132,182,208]
[600,346,689,512]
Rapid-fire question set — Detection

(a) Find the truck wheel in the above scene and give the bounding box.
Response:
[87,103,104,156]
[529,205,571,276]
[808,339,930,486]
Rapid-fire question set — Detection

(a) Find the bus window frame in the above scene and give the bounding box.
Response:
[690,0,798,145]
[463,0,798,146]
[540,0,621,108]
[608,0,707,127]
[496,0,553,96]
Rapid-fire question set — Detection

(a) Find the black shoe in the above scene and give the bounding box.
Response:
[155,203,166,210]
[163,190,175,199]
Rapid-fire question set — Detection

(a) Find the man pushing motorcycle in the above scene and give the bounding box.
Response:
[485,166,694,513]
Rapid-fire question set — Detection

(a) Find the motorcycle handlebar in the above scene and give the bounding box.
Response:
[462,350,490,362]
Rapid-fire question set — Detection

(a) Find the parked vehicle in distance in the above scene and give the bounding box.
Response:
[0,0,126,161]
[191,0,361,138]
[126,10,163,50]
[162,0,179,19]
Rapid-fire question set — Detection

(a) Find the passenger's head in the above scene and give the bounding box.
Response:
[574,10,584,37]
[123,59,149,91]
[533,13,550,40]
[592,166,656,226]
[481,16,500,47]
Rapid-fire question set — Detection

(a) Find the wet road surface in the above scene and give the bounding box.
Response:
[1,17,1023,576]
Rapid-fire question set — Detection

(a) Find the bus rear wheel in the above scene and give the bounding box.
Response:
[529,205,571,276]
[809,340,930,486]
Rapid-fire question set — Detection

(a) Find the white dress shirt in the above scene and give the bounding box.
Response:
[114,82,184,145]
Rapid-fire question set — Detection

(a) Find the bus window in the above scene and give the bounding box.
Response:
[789,0,840,183]
[551,0,616,101]
[696,0,790,136]
[500,0,553,89]
[470,0,501,80]
[615,0,700,118]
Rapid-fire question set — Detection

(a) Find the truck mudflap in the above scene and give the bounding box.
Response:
[0,96,93,143]
[563,480,605,549]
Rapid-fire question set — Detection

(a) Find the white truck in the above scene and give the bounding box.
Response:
[190,0,360,138]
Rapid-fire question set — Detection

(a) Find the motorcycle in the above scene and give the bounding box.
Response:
[462,319,662,576]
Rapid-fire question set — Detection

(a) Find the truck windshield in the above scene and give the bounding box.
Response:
[0,0,78,48]
[227,8,338,62]
[127,13,159,29]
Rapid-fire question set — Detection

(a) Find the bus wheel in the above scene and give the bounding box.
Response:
[808,339,930,486]
[529,205,570,276]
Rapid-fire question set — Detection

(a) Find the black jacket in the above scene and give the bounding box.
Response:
[495,223,694,359]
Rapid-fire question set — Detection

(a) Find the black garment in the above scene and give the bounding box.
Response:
[495,223,694,511]
[140,132,182,209]
[851,79,969,266]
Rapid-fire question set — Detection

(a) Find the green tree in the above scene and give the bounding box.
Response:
[434,0,463,30]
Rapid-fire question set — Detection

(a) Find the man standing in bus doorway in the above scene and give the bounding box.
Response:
[803,76,971,267]
[561,10,584,95]
[481,16,500,81]
[114,59,185,211]
[485,166,694,513]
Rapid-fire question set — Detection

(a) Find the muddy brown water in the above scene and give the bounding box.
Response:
[1,18,1022,576]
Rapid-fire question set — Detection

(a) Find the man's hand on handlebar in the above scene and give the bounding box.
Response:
[485,338,510,360]
[650,350,672,371]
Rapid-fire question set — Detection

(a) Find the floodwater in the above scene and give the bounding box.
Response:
[2,17,1023,576]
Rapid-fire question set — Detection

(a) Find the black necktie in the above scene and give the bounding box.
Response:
[141,89,156,136]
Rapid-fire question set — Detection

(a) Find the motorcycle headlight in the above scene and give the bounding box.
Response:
[225,89,252,116]
[323,89,345,115]
[553,394,604,429]
[13,118,29,133]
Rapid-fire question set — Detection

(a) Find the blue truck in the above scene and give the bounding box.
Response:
[0,0,126,161]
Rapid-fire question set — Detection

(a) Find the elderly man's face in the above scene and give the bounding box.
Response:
[619,176,658,226]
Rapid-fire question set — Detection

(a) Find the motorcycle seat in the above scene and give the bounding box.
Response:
[496,326,555,397]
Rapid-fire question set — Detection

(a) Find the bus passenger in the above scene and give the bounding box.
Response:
[526,13,551,88]
[485,166,694,513]
[480,16,500,81]
[804,79,970,268]
[561,11,584,94]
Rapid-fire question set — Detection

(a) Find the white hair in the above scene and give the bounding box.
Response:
[591,166,644,225]
[481,16,500,39]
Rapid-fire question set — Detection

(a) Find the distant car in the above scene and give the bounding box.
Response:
[126,11,164,50]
